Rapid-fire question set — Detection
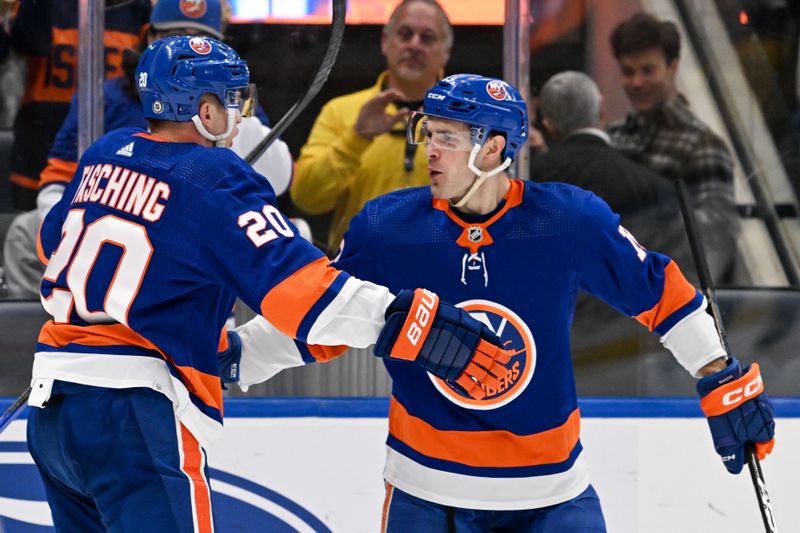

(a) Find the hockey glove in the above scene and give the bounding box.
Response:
[374,289,512,400]
[697,357,775,474]
[218,330,242,389]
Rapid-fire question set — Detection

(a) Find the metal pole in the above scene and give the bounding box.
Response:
[503,0,531,180]
[78,0,105,157]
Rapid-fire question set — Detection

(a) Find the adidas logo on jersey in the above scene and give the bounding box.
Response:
[116,142,135,157]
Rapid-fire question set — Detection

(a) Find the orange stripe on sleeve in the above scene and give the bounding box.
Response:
[260,256,342,338]
[38,321,223,413]
[388,397,581,468]
[39,158,78,188]
[36,223,49,266]
[179,424,214,533]
[635,260,697,331]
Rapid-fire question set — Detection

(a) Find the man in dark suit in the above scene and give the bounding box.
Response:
[530,70,696,283]
[531,71,673,217]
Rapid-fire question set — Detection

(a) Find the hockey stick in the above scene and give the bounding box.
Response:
[674,179,778,533]
[245,0,347,164]
[0,386,30,435]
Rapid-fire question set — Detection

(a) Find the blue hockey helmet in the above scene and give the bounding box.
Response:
[150,0,224,40]
[416,74,528,161]
[136,35,249,123]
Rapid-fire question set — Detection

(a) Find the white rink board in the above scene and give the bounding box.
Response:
[1,399,797,533]
[206,411,798,533]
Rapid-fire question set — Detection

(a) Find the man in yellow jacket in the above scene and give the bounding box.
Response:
[291,0,452,253]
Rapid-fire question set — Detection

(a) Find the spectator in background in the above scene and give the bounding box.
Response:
[532,71,671,218]
[4,0,151,211]
[532,70,696,287]
[291,0,452,254]
[608,11,739,283]
[2,0,294,299]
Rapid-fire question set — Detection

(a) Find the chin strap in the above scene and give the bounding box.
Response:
[192,108,238,147]
[451,144,512,209]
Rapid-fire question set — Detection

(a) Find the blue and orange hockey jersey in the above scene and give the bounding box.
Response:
[32,127,393,447]
[323,178,720,510]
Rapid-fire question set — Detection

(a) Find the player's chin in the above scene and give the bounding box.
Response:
[430,184,451,200]
[429,183,442,197]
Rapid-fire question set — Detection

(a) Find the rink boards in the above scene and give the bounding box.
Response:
[1,397,798,533]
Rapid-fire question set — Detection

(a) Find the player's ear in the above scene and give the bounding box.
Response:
[199,98,213,121]
[485,134,506,162]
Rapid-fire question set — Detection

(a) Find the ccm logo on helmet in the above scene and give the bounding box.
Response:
[428,93,446,100]
[406,290,437,347]
[722,374,763,406]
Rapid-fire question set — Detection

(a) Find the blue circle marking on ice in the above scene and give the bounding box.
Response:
[0,441,331,532]
[209,469,332,533]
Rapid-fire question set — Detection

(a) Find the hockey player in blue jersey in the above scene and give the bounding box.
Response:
[25,37,512,532]
[238,74,776,531]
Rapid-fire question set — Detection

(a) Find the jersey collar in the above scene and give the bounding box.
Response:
[134,131,172,143]
[432,178,524,253]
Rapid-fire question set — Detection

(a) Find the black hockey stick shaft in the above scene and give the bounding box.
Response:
[674,179,777,533]
[0,386,30,435]
[245,0,347,164]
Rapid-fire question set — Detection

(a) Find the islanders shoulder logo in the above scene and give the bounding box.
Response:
[429,300,535,410]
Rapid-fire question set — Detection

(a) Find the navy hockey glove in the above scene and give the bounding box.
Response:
[374,289,512,400]
[218,330,242,389]
[697,357,775,474]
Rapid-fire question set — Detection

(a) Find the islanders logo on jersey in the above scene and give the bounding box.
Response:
[429,300,535,410]
[189,36,212,55]
[181,0,208,18]
[486,80,510,101]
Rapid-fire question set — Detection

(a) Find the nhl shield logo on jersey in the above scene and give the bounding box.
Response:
[180,0,208,18]
[486,80,510,101]
[189,37,212,55]
[429,300,535,410]
[467,226,483,243]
